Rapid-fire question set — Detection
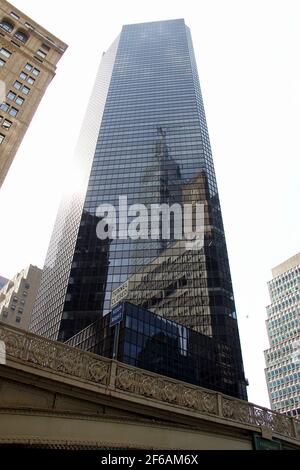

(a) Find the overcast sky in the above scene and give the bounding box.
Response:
[1,0,299,408]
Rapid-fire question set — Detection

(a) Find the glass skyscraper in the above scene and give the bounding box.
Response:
[30,19,247,399]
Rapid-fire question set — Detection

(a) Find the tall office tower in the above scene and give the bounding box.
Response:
[0,264,42,330]
[30,19,247,399]
[265,253,300,417]
[0,0,67,187]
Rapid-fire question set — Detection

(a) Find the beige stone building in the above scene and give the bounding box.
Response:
[0,264,42,329]
[0,0,67,187]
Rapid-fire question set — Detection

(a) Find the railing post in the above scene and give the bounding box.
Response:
[248,402,255,426]
[217,393,223,417]
[290,416,297,439]
[109,360,117,390]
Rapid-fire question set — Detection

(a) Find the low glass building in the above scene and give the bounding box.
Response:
[66,301,247,399]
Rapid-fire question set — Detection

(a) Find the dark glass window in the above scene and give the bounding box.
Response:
[15,96,24,106]
[0,48,11,58]
[2,119,12,130]
[36,49,46,59]
[7,90,16,101]
[10,12,20,21]
[14,30,29,43]
[0,20,13,33]
[0,102,9,112]
[13,80,22,90]
[9,107,18,117]
[22,85,30,95]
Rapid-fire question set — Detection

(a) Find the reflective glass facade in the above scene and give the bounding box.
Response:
[66,302,245,398]
[30,19,247,399]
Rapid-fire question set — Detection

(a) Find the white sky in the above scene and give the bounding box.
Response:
[1,0,300,408]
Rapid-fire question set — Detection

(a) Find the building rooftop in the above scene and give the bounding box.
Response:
[272,253,300,278]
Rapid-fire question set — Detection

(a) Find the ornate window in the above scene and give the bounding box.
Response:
[0,20,14,33]
[14,30,29,43]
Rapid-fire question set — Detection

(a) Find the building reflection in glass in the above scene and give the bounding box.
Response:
[66,302,245,399]
[58,210,111,341]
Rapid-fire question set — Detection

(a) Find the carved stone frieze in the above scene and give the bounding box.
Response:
[116,366,218,415]
[0,322,298,441]
[0,329,26,360]
[87,360,110,385]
